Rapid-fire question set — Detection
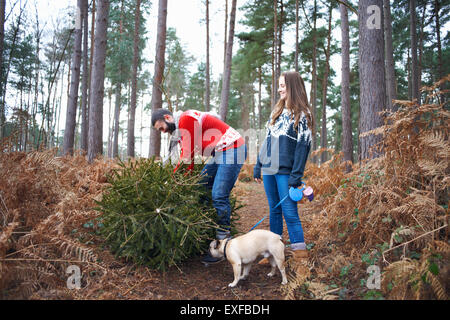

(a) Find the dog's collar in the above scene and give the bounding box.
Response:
[223,237,232,260]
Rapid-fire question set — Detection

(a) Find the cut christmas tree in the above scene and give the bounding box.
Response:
[95,158,222,271]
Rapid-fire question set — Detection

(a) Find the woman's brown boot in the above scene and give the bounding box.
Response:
[289,249,310,280]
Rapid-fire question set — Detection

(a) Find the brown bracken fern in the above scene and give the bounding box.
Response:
[283,76,449,300]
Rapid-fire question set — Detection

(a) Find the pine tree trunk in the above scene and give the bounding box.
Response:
[128,0,141,158]
[434,0,444,103]
[320,4,332,165]
[113,84,121,158]
[149,0,167,158]
[294,0,299,72]
[0,0,4,82]
[0,0,5,139]
[140,99,144,155]
[358,0,386,161]
[277,0,282,91]
[223,0,228,71]
[87,0,95,136]
[32,10,42,151]
[271,42,275,110]
[107,89,113,158]
[88,0,110,163]
[219,0,237,121]
[407,53,411,100]
[340,2,353,171]
[53,76,62,146]
[205,0,210,112]
[63,0,83,156]
[383,0,397,111]
[418,3,426,94]
[258,66,262,131]
[80,0,89,152]
[241,92,249,131]
[55,63,65,150]
[410,0,419,103]
[272,0,278,108]
[310,0,318,163]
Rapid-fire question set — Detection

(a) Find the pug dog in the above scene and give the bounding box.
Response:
[209,229,287,287]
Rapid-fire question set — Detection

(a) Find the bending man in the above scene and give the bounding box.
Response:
[152,109,247,264]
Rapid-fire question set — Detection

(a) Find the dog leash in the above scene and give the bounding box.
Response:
[248,195,288,231]
[273,194,289,209]
[272,185,314,209]
[249,215,268,231]
[248,190,301,231]
[249,186,314,232]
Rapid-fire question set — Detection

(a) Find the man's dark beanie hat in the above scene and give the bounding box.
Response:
[151,109,173,127]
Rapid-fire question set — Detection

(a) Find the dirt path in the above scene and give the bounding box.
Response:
[125,180,317,300]
[138,181,285,300]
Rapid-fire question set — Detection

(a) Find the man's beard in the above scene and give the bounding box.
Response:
[165,120,176,134]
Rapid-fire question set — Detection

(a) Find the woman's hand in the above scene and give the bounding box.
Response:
[254,178,262,184]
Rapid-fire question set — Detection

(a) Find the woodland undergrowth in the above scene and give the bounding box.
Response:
[0,77,448,300]
[0,149,121,299]
[283,76,449,300]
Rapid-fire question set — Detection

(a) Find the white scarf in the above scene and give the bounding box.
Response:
[163,110,183,164]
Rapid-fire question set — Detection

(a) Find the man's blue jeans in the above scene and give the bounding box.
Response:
[262,174,305,247]
[201,144,247,238]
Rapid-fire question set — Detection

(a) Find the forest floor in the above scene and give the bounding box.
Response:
[0,153,324,301]
[117,180,308,300]
[24,180,316,300]
[86,180,314,300]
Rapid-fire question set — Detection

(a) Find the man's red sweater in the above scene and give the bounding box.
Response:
[174,110,244,172]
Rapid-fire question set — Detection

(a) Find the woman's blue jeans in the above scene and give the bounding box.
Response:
[201,144,247,238]
[262,174,305,246]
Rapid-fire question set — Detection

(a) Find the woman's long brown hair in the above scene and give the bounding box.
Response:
[270,71,314,132]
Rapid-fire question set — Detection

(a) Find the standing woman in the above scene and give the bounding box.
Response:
[254,71,313,266]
